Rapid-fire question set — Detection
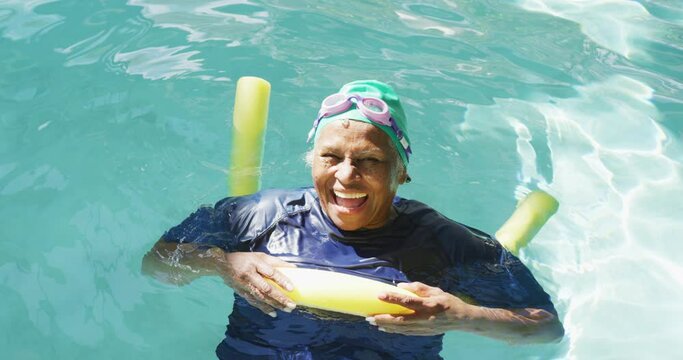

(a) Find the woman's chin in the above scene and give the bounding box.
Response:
[329,213,365,231]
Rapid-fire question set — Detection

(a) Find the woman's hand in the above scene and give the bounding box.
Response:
[213,250,298,318]
[366,282,476,336]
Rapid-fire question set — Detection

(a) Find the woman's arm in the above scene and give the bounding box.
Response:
[465,303,564,343]
[141,239,297,317]
[368,282,564,344]
[142,239,222,285]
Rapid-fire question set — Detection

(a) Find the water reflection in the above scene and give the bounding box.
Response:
[1,0,682,358]
[0,0,63,41]
[518,0,677,59]
[128,0,269,43]
[457,75,683,358]
[113,45,203,80]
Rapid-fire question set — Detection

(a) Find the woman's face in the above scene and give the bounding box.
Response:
[311,120,406,231]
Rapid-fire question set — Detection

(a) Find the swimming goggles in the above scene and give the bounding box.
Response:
[307,93,412,160]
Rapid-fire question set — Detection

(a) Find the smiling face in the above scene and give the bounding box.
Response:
[311,120,407,231]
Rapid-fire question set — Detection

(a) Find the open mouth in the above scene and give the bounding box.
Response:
[331,190,368,210]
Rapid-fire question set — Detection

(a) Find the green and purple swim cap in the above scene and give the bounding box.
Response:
[308,80,412,168]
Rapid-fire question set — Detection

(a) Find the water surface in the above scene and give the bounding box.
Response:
[1,0,682,358]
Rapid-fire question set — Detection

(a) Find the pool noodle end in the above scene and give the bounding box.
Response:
[229,77,271,196]
[495,190,559,255]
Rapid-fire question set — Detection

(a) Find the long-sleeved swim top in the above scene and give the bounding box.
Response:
[162,187,557,360]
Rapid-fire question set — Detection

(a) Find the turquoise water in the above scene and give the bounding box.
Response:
[1,0,682,358]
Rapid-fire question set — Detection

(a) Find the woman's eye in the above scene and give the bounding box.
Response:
[321,153,340,160]
[361,157,380,163]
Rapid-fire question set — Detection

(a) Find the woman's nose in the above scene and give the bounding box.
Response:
[335,158,359,183]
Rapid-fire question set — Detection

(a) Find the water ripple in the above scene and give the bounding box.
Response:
[0,0,63,41]
[2,0,682,358]
[518,0,679,60]
[129,0,269,43]
[113,45,203,80]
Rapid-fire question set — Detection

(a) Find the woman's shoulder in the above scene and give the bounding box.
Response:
[215,187,316,213]
[394,196,500,262]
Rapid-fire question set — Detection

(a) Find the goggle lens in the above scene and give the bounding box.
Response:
[320,93,352,116]
[359,98,390,125]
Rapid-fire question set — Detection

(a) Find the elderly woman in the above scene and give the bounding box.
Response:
[143,80,564,359]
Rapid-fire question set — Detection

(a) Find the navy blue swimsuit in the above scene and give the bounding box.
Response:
[163,188,556,359]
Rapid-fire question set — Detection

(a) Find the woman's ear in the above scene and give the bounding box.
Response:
[398,167,409,185]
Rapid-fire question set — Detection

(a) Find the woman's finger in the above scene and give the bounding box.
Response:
[256,263,294,292]
[369,316,444,336]
[246,274,296,312]
[252,265,296,310]
[245,282,285,311]
[372,314,428,325]
[371,314,407,324]
[238,280,291,316]
[372,310,437,325]
[378,291,425,309]
[397,282,440,297]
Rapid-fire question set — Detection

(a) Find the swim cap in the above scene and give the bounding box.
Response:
[312,80,411,167]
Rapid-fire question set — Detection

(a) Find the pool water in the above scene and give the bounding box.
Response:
[1,0,682,359]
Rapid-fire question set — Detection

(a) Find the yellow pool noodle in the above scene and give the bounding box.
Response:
[495,190,559,255]
[229,77,271,196]
[269,267,417,317]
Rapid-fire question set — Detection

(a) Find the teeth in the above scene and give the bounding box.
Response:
[334,191,367,199]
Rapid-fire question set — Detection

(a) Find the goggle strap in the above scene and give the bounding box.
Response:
[307,115,325,143]
[306,128,315,143]
[400,137,411,153]
[384,117,411,160]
